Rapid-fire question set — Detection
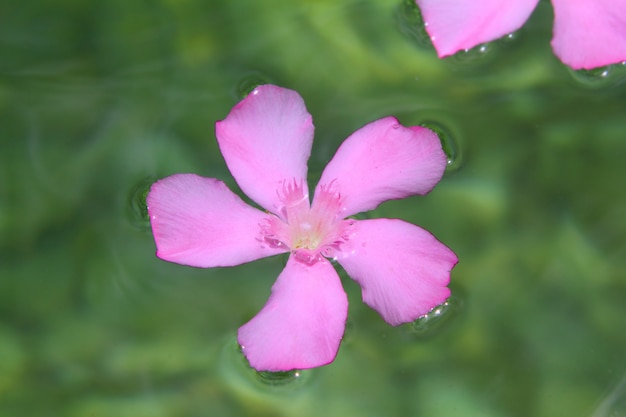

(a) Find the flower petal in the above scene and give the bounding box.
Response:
[336,218,457,326]
[315,117,447,218]
[415,0,538,57]
[551,0,626,69]
[237,256,348,371]
[147,174,286,268]
[215,85,314,214]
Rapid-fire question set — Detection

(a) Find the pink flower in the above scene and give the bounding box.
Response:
[414,0,626,70]
[147,85,457,372]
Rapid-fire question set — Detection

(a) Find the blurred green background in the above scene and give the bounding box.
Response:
[1,0,625,416]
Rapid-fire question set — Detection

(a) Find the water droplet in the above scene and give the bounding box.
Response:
[256,370,303,386]
[235,73,274,99]
[218,337,314,394]
[407,294,461,337]
[569,65,613,88]
[420,121,462,172]
[394,0,434,51]
[449,42,491,64]
[126,178,155,230]
[503,32,517,42]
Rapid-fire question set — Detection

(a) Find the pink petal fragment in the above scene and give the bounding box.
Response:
[238,256,348,371]
[316,117,447,218]
[215,85,314,214]
[415,0,538,57]
[551,0,626,70]
[336,219,457,326]
[147,174,286,268]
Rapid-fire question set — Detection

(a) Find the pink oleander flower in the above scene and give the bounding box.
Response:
[415,0,626,70]
[147,84,457,372]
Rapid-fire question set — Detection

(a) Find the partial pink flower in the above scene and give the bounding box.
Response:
[147,85,457,372]
[415,0,626,70]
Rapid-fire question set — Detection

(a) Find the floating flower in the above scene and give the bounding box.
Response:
[147,85,457,371]
[414,0,626,70]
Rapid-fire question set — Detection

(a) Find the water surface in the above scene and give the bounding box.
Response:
[1,1,625,416]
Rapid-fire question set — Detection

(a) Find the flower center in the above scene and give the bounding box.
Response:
[260,179,352,264]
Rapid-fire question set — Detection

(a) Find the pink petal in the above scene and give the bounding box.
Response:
[336,219,457,326]
[316,117,447,218]
[415,0,538,57]
[551,0,626,69]
[215,85,314,214]
[237,256,348,371]
[147,174,286,268]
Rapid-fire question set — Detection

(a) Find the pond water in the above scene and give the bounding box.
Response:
[1,1,625,416]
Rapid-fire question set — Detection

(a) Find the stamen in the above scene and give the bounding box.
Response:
[259,178,353,264]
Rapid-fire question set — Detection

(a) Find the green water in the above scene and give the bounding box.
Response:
[1,1,625,416]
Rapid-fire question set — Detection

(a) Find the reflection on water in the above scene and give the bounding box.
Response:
[1,0,625,416]
[419,120,463,172]
[407,296,461,337]
[590,374,626,417]
[127,178,155,231]
[592,377,626,417]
